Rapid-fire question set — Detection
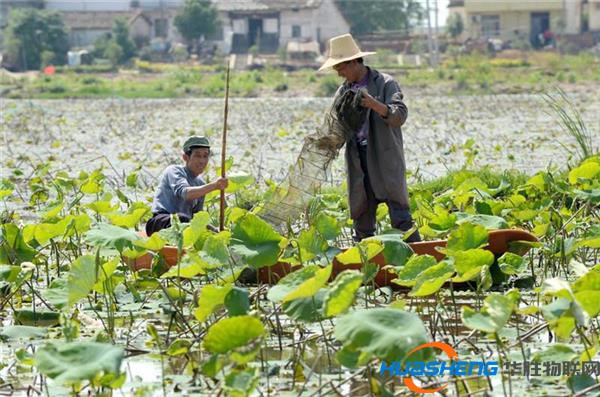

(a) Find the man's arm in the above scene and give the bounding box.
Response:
[170,167,228,202]
[360,79,407,128]
[185,178,228,201]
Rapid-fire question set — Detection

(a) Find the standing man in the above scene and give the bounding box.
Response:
[145,136,228,236]
[319,34,420,242]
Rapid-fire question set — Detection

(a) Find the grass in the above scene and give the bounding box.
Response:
[544,88,597,161]
[1,52,598,99]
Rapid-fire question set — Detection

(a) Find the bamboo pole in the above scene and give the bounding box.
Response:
[219,61,231,231]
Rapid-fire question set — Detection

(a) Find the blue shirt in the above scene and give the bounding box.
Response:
[151,165,205,218]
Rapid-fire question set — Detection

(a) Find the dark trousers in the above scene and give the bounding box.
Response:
[353,144,421,243]
[145,213,191,236]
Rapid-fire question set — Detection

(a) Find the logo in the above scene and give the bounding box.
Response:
[379,342,499,394]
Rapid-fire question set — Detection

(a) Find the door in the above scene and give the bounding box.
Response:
[530,12,550,48]
[249,18,263,49]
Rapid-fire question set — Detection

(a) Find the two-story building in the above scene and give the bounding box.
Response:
[448,0,589,45]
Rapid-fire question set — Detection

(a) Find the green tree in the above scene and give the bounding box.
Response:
[174,0,219,53]
[3,8,69,71]
[112,17,136,62]
[92,18,136,65]
[446,13,464,39]
[335,0,423,35]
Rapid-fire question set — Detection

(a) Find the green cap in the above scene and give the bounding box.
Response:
[183,136,210,152]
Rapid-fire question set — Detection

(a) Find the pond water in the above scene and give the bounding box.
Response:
[2,91,599,188]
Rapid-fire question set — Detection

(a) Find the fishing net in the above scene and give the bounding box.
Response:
[257,88,367,230]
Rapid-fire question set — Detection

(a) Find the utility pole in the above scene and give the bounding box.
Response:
[433,0,440,67]
[426,0,435,67]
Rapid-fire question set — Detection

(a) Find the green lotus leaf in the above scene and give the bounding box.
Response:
[461,294,514,333]
[335,308,432,364]
[14,310,60,327]
[452,249,494,278]
[447,222,488,252]
[166,339,191,356]
[0,325,47,341]
[410,261,455,297]
[67,255,97,307]
[224,287,250,317]
[230,213,284,268]
[365,234,414,268]
[455,213,508,230]
[336,241,383,265]
[392,254,437,287]
[267,264,331,303]
[224,368,259,397]
[532,344,577,363]
[203,315,265,354]
[568,161,600,185]
[428,206,457,232]
[84,223,139,251]
[323,270,363,317]
[314,212,342,240]
[297,226,328,262]
[0,223,37,264]
[194,284,233,322]
[133,233,166,251]
[498,252,525,275]
[183,211,210,248]
[572,265,600,317]
[282,290,326,323]
[34,341,123,384]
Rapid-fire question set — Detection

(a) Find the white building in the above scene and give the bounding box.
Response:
[37,0,349,53]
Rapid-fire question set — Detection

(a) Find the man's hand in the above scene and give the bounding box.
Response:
[185,177,229,201]
[212,177,228,191]
[360,92,389,118]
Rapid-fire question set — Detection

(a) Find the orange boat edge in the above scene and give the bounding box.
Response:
[126,229,538,287]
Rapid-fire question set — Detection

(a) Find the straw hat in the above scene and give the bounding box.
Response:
[318,33,376,71]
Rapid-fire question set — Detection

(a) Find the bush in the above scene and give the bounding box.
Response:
[105,42,124,67]
[40,51,57,68]
[171,45,189,62]
[316,75,340,96]
[138,46,155,62]
[274,83,288,92]
[489,58,530,67]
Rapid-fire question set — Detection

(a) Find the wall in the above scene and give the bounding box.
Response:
[70,28,109,47]
[279,0,349,47]
[45,0,129,11]
[312,0,350,43]
[590,0,600,31]
[466,9,567,40]
[464,0,563,13]
[279,8,314,44]
[129,17,152,41]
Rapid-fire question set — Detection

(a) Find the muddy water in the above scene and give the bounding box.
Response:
[2,92,599,190]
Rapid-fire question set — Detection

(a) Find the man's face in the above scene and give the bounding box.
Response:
[183,147,210,176]
[333,60,359,83]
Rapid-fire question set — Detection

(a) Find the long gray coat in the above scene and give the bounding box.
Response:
[336,67,410,220]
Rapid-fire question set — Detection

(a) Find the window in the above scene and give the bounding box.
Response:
[481,15,500,37]
[292,25,301,38]
[154,18,168,38]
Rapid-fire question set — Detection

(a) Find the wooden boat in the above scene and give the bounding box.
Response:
[128,229,538,287]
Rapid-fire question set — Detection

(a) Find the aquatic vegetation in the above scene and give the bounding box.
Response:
[0,137,598,394]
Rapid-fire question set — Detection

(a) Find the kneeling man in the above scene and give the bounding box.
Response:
[145,136,228,236]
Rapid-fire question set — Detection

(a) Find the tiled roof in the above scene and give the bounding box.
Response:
[214,0,322,12]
